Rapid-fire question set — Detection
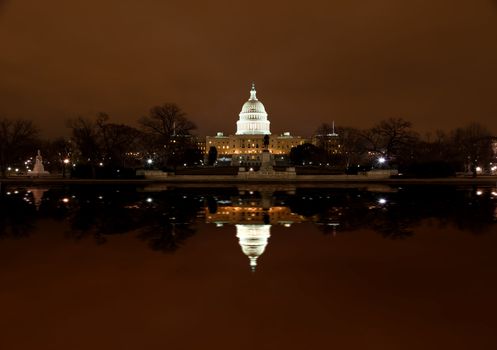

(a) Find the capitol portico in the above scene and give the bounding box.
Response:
[206,84,306,166]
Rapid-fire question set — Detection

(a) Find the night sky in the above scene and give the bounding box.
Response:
[1,0,496,138]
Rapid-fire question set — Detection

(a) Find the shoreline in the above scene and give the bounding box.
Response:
[1,176,497,186]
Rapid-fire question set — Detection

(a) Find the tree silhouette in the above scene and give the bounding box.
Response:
[67,116,102,178]
[139,103,197,167]
[452,123,493,177]
[0,118,39,178]
[207,146,218,166]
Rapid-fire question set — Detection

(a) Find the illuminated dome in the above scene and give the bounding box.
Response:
[236,83,271,135]
[236,224,271,271]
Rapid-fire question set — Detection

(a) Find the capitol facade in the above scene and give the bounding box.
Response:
[206,84,306,166]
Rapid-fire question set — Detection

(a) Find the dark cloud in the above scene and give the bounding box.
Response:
[0,0,496,137]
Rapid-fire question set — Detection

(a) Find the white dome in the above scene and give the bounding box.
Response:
[236,83,271,135]
[241,99,267,114]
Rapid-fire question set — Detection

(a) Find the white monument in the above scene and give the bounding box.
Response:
[30,150,49,176]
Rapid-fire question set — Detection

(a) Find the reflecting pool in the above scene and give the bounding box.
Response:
[1,184,497,349]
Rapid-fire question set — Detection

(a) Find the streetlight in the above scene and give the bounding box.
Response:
[63,158,70,178]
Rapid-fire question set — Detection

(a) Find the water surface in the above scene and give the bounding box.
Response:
[1,184,496,349]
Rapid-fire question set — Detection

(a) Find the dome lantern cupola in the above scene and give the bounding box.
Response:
[249,82,258,100]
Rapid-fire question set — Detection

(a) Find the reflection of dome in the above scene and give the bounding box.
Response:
[236,83,271,135]
[236,224,271,271]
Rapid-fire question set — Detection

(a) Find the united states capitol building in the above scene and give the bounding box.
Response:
[206,84,307,166]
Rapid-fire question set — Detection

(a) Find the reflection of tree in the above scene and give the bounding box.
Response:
[0,185,495,248]
[62,188,203,251]
[59,187,202,251]
[0,189,37,238]
[62,187,139,244]
[370,209,414,239]
[138,222,196,253]
[287,186,496,238]
[135,190,202,252]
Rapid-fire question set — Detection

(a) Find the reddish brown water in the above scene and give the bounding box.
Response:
[1,220,496,349]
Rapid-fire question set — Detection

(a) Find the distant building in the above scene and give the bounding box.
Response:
[311,121,342,157]
[206,84,306,166]
[492,139,497,174]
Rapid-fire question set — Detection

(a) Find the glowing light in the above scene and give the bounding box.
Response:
[147,159,153,165]
[476,190,483,196]
[61,198,70,203]
[378,157,386,164]
[476,166,482,173]
[378,198,387,205]
[63,159,70,164]
[146,198,153,203]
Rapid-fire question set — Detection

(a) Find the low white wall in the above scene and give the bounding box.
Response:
[136,170,169,179]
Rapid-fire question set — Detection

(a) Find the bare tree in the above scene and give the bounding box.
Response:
[361,118,418,165]
[96,113,143,168]
[41,137,73,175]
[0,118,39,178]
[452,123,493,177]
[337,127,365,169]
[139,103,197,167]
[67,116,101,178]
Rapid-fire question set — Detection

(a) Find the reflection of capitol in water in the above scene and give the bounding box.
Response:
[236,224,271,272]
[206,204,305,271]
[206,206,305,226]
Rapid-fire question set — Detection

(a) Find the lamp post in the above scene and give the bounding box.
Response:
[63,158,70,178]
